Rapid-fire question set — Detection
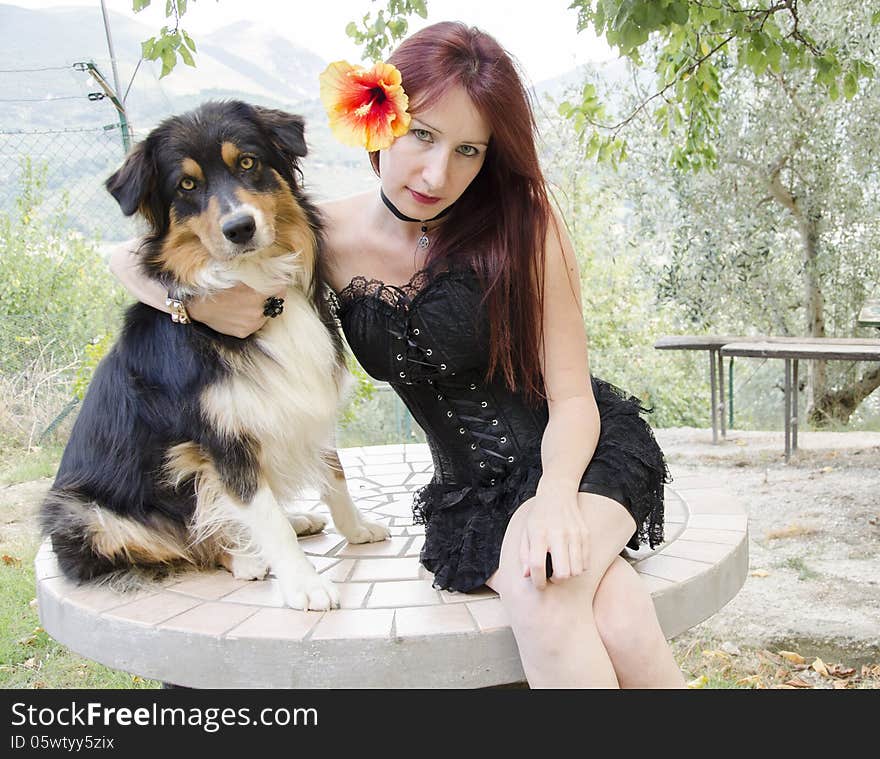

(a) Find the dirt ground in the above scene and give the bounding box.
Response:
[3,427,878,685]
[655,427,880,670]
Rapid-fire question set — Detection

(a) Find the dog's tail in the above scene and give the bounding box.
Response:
[39,490,200,584]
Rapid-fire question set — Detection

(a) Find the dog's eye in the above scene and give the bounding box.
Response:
[239,156,255,170]
[179,177,196,191]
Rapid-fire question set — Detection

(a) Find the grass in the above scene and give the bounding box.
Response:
[0,444,64,486]
[0,536,161,689]
[782,556,821,581]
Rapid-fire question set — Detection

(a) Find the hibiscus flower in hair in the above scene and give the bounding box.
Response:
[319,60,411,151]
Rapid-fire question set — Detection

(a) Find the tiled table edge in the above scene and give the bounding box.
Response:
[35,454,748,688]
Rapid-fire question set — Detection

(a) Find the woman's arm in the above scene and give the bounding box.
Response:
[521,210,600,588]
[108,240,272,338]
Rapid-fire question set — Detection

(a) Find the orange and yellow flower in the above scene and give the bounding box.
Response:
[319,60,411,151]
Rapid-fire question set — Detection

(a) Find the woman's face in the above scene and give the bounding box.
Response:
[379,85,491,220]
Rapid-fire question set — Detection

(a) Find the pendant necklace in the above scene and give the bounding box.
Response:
[380,189,453,253]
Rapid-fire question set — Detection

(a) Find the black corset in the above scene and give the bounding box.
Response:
[331,267,548,486]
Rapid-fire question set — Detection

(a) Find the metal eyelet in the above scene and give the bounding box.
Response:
[507,456,515,463]
[412,328,420,335]
[396,354,403,361]
[440,363,447,371]
[491,419,498,425]
[459,427,466,434]
[446,411,454,418]
[470,443,477,450]
[479,461,486,468]
[426,349,433,356]
[399,372,406,378]
[437,394,443,401]
[469,383,476,390]
[500,436,507,444]
[490,479,496,485]
[481,401,488,408]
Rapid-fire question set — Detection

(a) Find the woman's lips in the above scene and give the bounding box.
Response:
[407,188,441,205]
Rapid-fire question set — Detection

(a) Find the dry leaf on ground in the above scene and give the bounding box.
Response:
[784,678,812,688]
[778,650,807,665]
[767,524,818,540]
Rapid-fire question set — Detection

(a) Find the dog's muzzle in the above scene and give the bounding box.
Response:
[222,213,257,245]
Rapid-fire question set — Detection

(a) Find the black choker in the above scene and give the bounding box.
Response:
[380,189,453,249]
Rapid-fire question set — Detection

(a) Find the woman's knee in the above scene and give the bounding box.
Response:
[593,557,663,654]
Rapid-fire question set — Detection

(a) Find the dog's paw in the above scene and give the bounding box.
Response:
[340,518,391,544]
[287,511,327,537]
[227,553,270,581]
[278,570,340,611]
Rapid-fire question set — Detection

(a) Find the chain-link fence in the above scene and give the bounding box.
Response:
[0,124,136,242]
[0,62,137,242]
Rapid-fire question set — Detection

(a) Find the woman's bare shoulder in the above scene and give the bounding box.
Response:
[318,190,375,291]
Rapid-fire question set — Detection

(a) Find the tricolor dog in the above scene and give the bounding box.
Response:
[40,101,388,610]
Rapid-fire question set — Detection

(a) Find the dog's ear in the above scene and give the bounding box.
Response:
[105,142,156,217]
[254,107,308,162]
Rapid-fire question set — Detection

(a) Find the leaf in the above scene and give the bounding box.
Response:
[181,29,197,52]
[750,569,769,577]
[784,678,812,688]
[843,71,858,100]
[160,47,176,78]
[828,664,855,678]
[811,658,830,677]
[687,674,708,689]
[141,37,156,60]
[736,675,762,687]
[2,554,21,567]
[778,650,806,665]
[179,45,195,67]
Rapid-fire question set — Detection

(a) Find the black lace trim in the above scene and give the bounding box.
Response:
[412,377,670,593]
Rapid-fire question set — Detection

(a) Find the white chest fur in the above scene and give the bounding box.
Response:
[200,287,342,494]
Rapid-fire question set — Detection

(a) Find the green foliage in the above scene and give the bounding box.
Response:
[345,0,429,62]
[133,0,198,78]
[351,1,875,171]
[0,160,124,375]
[0,160,125,449]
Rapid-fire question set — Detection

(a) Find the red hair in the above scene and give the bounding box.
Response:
[370,21,551,402]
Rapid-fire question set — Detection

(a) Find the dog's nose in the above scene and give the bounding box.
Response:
[222,214,256,244]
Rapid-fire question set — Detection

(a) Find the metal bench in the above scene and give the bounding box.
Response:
[36,444,748,688]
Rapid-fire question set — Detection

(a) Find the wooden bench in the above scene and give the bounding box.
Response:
[35,444,748,688]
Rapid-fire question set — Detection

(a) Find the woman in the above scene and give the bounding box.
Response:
[111,21,685,688]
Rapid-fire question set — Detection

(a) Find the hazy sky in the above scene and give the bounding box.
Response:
[12,0,616,83]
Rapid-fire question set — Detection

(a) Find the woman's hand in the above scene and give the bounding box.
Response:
[520,481,589,590]
[187,283,281,339]
[108,238,284,339]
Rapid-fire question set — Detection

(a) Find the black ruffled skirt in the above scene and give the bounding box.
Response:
[412,378,670,593]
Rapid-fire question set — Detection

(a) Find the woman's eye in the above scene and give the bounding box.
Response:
[457,145,479,157]
[179,177,196,191]
[412,128,432,142]
[239,155,255,170]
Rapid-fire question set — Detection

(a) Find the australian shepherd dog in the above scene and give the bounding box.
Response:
[40,101,388,611]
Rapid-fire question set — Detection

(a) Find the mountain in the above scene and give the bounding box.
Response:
[0,4,326,131]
